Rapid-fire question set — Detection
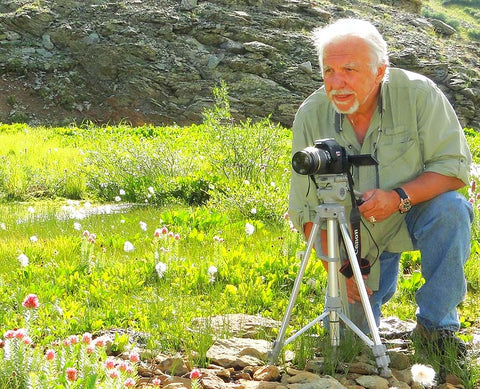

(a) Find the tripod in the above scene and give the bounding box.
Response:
[269,174,391,377]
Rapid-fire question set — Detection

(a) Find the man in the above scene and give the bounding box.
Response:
[288,18,473,353]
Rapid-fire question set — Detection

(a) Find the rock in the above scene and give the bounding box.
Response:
[0,0,477,131]
[206,338,271,369]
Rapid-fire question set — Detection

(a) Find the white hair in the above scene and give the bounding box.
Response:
[312,19,389,74]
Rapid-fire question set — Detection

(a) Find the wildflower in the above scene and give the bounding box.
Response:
[245,223,255,236]
[105,358,116,369]
[45,349,56,361]
[83,230,90,237]
[250,208,257,214]
[119,189,126,195]
[22,294,40,309]
[82,332,92,344]
[4,330,15,339]
[109,369,120,379]
[118,361,129,372]
[174,233,180,240]
[129,351,140,363]
[244,180,250,185]
[28,206,35,213]
[168,231,174,238]
[154,228,162,237]
[270,181,277,187]
[66,367,78,382]
[148,186,155,194]
[152,377,162,387]
[86,344,95,354]
[411,364,436,387]
[124,241,135,252]
[73,222,81,230]
[124,378,136,388]
[155,262,167,278]
[0,223,5,230]
[68,335,79,345]
[283,212,289,219]
[18,253,29,267]
[208,265,218,283]
[190,368,201,379]
[30,235,38,243]
[140,221,147,231]
[23,336,33,345]
[115,196,121,202]
[14,329,27,340]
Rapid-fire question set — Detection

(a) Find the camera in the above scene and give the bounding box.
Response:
[292,138,377,175]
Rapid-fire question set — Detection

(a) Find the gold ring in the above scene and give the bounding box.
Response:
[369,216,376,223]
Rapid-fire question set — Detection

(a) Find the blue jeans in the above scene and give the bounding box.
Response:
[348,191,474,333]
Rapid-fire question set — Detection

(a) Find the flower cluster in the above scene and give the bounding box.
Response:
[0,294,138,388]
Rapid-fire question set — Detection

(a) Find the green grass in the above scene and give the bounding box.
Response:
[0,90,480,386]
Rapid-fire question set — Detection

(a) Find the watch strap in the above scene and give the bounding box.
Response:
[393,187,408,200]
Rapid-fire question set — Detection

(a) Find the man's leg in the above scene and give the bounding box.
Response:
[348,251,401,333]
[404,191,473,332]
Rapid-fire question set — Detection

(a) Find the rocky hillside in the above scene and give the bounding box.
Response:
[0,0,478,130]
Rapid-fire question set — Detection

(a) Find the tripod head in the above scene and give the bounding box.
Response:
[312,173,349,204]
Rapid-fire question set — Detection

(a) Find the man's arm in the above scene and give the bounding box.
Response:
[358,172,465,223]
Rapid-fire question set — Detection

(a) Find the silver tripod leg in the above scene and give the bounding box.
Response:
[268,210,322,363]
[269,204,391,378]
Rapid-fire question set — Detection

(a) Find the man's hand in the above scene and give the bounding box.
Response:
[345,274,372,304]
[358,189,398,223]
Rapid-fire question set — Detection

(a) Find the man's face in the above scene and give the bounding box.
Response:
[322,37,385,115]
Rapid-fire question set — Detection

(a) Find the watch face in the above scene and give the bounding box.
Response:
[400,199,412,213]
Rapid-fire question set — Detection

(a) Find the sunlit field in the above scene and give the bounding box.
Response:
[0,88,479,387]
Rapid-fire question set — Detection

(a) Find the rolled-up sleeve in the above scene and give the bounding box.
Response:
[418,83,471,184]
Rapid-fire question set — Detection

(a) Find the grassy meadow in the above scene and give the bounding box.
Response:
[1,89,480,387]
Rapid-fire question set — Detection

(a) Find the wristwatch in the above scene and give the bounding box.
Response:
[393,187,412,214]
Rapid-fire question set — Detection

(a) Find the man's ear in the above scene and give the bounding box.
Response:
[375,65,387,84]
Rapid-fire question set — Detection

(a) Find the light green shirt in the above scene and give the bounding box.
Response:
[288,68,471,290]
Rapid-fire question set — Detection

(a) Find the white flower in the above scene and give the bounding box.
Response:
[27,206,35,213]
[115,196,121,202]
[245,223,255,236]
[148,186,155,194]
[30,236,38,243]
[139,221,147,231]
[155,262,167,278]
[0,223,6,230]
[123,241,135,252]
[119,189,126,195]
[208,265,217,276]
[120,219,125,224]
[250,208,257,214]
[411,364,436,387]
[73,222,81,231]
[18,253,29,267]
[244,180,250,185]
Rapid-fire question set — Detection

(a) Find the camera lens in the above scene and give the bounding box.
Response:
[292,147,330,175]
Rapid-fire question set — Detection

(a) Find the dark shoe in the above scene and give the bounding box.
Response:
[411,323,467,358]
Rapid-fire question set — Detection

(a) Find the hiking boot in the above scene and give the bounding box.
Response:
[411,323,467,358]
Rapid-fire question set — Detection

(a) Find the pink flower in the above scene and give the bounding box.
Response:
[45,349,56,361]
[83,230,90,237]
[168,231,174,238]
[105,358,116,369]
[190,368,201,379]
[129,351,140,363]
[174,233,180,240]
[68,335,79,345]
[22,294,40,309]
[66,367,78,382]
[154,229,162,237]
[4,330,15,339]
[118,361,129,372]
[109,369,120,379]
[23,336,33,345]
[82,332,92,344]
[124,378,136,387]
[14,329,27,340]
[86,344,95,354]
[152,378,162,387]
[161,227,168,235]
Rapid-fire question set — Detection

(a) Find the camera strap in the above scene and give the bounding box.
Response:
[339,170,371,278]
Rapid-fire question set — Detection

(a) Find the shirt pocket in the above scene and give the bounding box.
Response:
[376,126,422,187]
